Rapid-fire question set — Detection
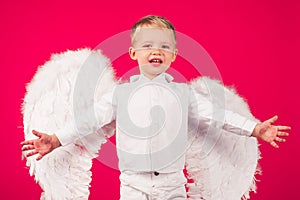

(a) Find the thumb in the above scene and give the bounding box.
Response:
[265,115,278,124]
[32,130,43,138]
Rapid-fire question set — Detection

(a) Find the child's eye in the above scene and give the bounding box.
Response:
[142,44,152,48]
[161,45,170,49]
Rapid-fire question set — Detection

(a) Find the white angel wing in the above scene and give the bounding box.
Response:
[185,77,261,200]
[22,48,116,200]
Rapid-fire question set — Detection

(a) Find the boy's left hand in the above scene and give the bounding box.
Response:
[252,115,291,148]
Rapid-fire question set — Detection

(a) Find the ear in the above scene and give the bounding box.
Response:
[129,47,137,60]
[171,49,178,62]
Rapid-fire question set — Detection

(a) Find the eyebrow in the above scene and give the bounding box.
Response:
[140,41,153,44]
[138,40,174,45]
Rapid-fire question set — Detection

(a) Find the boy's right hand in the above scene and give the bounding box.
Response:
[21,130,61,160]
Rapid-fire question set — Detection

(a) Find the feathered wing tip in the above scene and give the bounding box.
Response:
[22,48,117,199]
[185,77,261,200]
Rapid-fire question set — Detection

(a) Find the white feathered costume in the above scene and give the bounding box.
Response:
[22,48,260,200]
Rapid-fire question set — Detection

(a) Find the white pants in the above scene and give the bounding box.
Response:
[120,170,187,200]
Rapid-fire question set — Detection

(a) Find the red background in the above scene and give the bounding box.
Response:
[1,0,299,199]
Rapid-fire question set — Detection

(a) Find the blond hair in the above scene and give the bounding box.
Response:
[130,15,176,44]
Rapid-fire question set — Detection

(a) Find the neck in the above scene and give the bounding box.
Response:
[142,73,162,80]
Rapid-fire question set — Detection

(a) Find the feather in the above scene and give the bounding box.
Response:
[22,48,116,199]
[185,77,261,200]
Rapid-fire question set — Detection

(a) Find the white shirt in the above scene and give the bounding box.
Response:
[56,73,257,173]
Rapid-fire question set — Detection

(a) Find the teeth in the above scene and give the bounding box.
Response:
[150,59,162,63]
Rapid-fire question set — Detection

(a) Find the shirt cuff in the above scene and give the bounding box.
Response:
[55,126,76,146]
[241,120,258,136]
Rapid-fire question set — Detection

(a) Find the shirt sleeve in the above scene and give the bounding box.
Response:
[56,86,116,146]
[188,87,257,137]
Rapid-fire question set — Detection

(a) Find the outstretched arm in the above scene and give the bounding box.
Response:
[21,130,61,160]
[21,87,116,161]
[252,115,291,148]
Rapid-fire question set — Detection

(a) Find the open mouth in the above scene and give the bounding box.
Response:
[149,58,163,64]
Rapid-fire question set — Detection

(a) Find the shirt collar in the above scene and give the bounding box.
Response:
[130,73,174,83]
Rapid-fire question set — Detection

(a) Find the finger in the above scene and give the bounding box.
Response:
[276,126,291,131]
[277,131,289,137]
[265,115,278,124]
[26,150,39,157]
[36,154,44,161]
[32,130,43,138]
[22,145,35,151]
[20,140,34,146]
[275,137,286,143]
[270,141,279,148]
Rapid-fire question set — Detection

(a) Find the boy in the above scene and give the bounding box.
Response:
[21,15,290,199]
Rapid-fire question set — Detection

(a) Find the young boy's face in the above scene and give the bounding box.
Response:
[129,26,177,80]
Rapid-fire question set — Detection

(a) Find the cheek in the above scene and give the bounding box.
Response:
[137,53,148,62]
[138,58,148,65]
[166,55,175,63]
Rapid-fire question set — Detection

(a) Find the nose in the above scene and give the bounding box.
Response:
[151,47,162,55]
